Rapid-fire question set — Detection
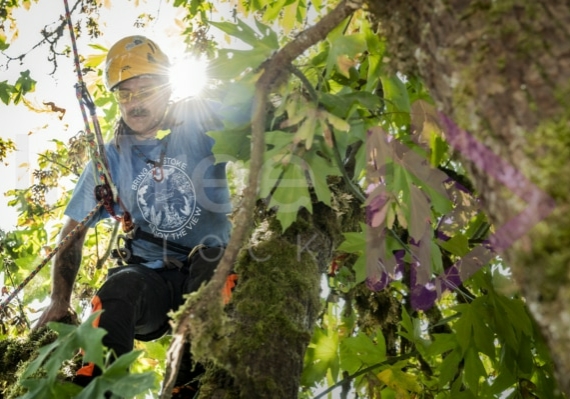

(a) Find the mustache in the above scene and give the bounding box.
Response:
[128,107,150,117]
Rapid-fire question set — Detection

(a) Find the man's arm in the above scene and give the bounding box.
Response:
[35,216,88,329]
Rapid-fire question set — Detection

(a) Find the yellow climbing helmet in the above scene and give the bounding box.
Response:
[104,35,170,91]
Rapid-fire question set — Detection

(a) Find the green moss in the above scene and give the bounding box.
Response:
[515,110,570,301]
[227,237,321,398]
[0,327,60,398]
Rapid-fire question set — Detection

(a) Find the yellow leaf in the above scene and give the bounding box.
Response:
[386,205,396,229]
[174,17,186,31]
[325,111,350,132]
[282,2,296,35]
[137,357,159,367]
[336,55,356,78]
[377,368,422,394]
[280,112,306,129]
[281,153,292,166]
[294,116,316,149]
[395,205,408,230]
[84,53,106,69]
[156,129,171,140]
[321,121,334,147]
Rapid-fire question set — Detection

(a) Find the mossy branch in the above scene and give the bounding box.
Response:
[160,1,364,397]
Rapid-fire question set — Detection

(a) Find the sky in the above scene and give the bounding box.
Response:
[0,0,232,230]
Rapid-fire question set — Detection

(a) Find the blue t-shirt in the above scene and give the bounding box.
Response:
[65,98,232,268]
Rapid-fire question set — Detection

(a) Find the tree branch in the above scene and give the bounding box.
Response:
[1,0,83,74]
[160,1,363,397]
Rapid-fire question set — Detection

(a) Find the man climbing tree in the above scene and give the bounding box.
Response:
[3,1,570,399]
[34,35,235,398]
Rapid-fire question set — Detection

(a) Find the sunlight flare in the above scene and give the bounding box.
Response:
[169,57,209,99]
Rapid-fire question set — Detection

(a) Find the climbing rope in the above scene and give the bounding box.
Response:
[0,0,132,312]
[0,200,105,312]
[62,0,133,232]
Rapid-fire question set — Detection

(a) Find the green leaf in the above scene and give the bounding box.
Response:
[453,300,496,362]
[471,315,496,360]
[352,254,366,284]
[262,0,288,21]
[0,80,14,105]
[77,351,156,399]
[340,330,386,374]
[489,295,525,350]
[302,327,340,386]
[425,333,458,357]
[304,149,341,206]
[380,74,410,128]
[209,18,278,51]
[487,367,517,396]
[464,346,486,393]
[338,230,365,254]
[253,18,279,50]
[22,313,106,380]
[15,69,36,95]
[208,125,251,162]
[0,34,9,51]
[364,21,385,92]
[399,307,428,350]
[516,333,534,375]
[377,367,422,394]
[452,306,473,354]
[430,240,444,275]
[266,163,312,231]
[494,295,532,338]
[19,379,81,399]
[438,233,470,257]
[430,134,449,167]
[438,347,462,386]
[326,33,367,78]
[207,48,268,80]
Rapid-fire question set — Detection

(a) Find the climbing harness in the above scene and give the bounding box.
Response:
[0,0,130,312]
[111,225,195,265]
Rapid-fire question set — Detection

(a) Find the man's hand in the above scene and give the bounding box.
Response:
[33,217,86,331]
[34,300,79,331]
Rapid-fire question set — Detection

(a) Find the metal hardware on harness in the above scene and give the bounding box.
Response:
[187,244,206,261]
[112,234,133,264]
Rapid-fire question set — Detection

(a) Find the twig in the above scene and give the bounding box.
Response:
[312,351,418,399]
[330,126,366,203]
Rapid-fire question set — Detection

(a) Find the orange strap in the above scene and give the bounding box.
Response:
[222,274,238,305]
[75,295,103,378]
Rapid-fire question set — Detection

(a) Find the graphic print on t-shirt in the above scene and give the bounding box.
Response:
[134,160,201,240]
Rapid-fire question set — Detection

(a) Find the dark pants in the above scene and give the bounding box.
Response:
[76,246,224,385]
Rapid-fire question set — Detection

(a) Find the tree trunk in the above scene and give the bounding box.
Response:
[197,189,362,398]
[368,0,570,394]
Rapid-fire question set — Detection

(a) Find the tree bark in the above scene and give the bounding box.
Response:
[196,193,362,398]
[368,0,570,394]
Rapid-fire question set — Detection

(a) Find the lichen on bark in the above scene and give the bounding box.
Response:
[368,0,570,393]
